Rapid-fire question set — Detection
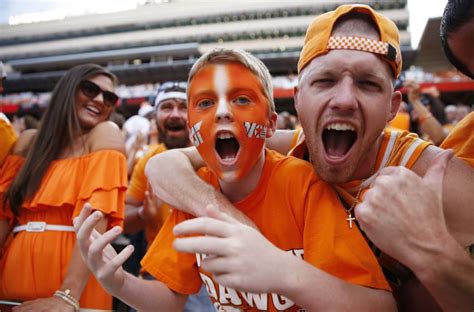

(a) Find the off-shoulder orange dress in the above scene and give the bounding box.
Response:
[0,150,127,309]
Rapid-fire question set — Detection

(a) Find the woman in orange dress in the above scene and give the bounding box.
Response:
[0,64,127,311]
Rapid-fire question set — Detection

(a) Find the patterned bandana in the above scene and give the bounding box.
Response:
[298,4,402,77]
[327,36,401,67]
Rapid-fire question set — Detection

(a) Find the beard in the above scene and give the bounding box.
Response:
[312,158,357,184]
[161,134,190,149]
[157,118,190,149]
[308,133,380,184]
[307,141,359,184]
[158,129,190,149]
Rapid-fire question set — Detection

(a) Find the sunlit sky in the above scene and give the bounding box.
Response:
[0,0,448,49]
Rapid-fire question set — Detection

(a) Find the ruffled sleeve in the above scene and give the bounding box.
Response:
[0,155,25,224]
[73,150,128,228]
[1,151,127,229]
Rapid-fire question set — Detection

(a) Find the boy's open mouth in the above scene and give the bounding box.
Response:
[322,123,357,159]
[215,131,240,163]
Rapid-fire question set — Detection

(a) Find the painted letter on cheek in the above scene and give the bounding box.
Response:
[191,120,203,147]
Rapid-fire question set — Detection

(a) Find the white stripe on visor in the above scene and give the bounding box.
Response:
[154,91,187,107]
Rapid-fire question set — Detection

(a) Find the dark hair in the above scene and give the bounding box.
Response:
[440,0,474,78]
[4,64,117,215]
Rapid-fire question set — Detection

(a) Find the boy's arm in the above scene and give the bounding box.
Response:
[356,150,474,311]
[116,274,187,312]
[145,147,256,228]
[173,211,396,311]
[74,204,186,311]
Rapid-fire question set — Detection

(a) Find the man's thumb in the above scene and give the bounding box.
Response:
[424,149,453,188]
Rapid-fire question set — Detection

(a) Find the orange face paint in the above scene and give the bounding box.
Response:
[188,62,270,181]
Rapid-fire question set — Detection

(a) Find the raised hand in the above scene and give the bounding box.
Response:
[355,149,453,270]
[73,204,135,295]
[172,205,291,294]
[404,79,421,104]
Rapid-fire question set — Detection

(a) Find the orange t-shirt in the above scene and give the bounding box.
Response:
[0,150,127,309]
[0,116,17,166]
[440,112,473,167]
[142,149,389,311]
[127,143,173,244]
[288,128,431,287]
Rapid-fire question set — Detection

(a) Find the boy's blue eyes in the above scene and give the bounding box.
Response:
[197,100,213,108]
[196,96,251,108]
[234,96,251,105]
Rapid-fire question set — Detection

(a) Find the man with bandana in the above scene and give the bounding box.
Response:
[125,82,190,243]
[123,82,214,311]
[73,48,395,311]
[144,4,474,310]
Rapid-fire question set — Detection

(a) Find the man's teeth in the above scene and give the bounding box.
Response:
[217,132,234,139]
[326,123,355,131]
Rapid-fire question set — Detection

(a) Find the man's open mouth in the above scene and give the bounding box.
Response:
[322,123,357,159]
[165,122,186,134]
[215,132,240,163]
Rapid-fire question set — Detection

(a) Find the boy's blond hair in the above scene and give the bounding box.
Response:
[188,48,275,114]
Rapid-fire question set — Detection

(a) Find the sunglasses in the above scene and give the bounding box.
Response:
[78,80,119,106]
[158,81,187,93]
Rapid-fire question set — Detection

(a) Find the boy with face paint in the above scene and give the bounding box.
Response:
[73,48,395,311]
[187,61,270,186]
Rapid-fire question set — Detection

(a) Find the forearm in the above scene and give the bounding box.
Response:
[115,272,186,311]
[265,129,296,155]
[123,204,146,234]
[127,149,138,176]
[145,149,206,214]
[277,253,396,311]
[145,149,256,227]
[412,233,474,311]
[61,244,92,301]
[62,218,108,300]
[412,100,446,145]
